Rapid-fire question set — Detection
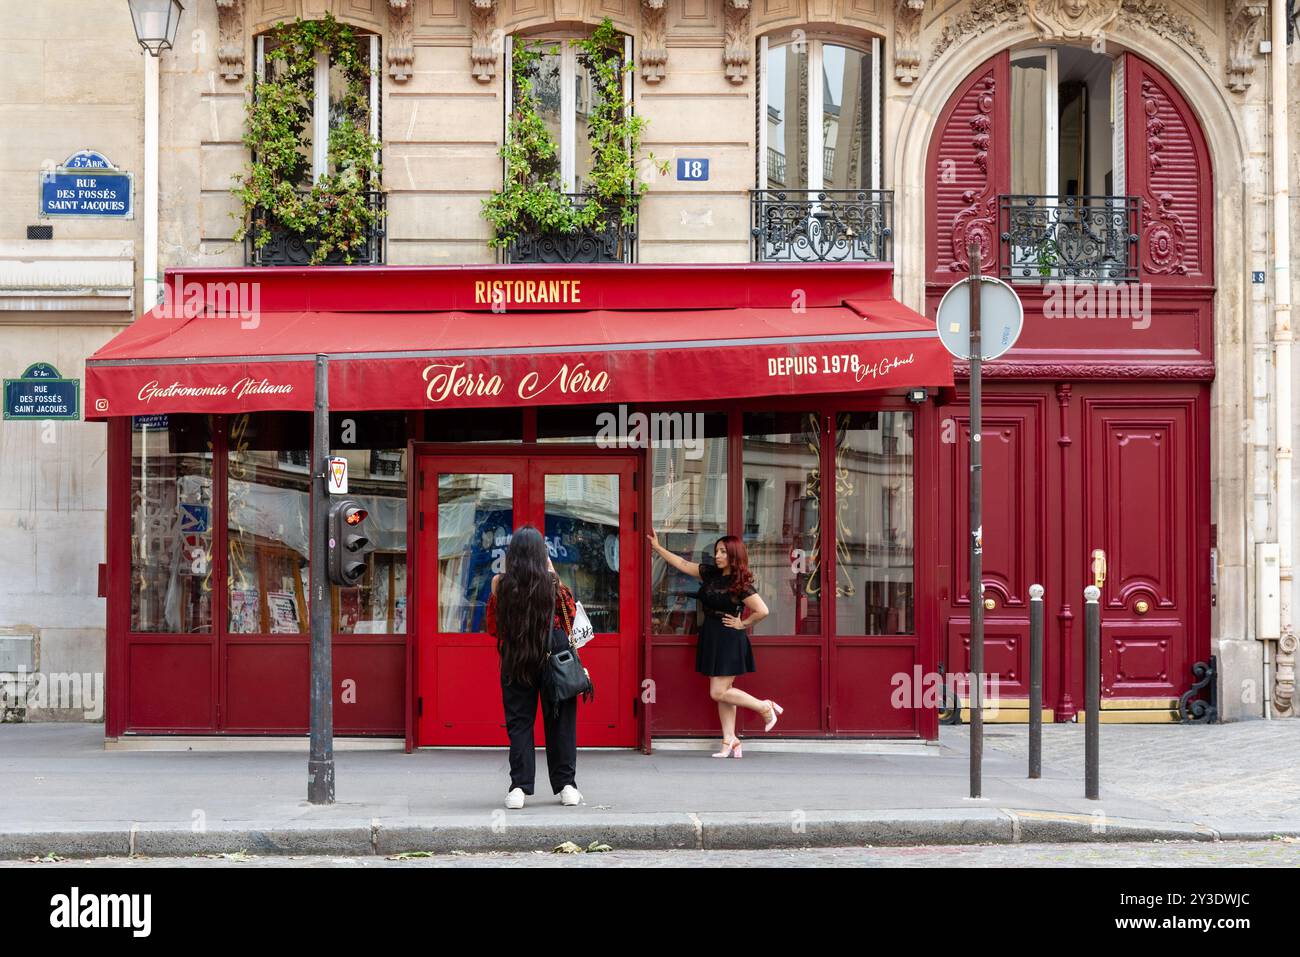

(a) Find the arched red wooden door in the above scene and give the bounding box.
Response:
[926,47,1213,718]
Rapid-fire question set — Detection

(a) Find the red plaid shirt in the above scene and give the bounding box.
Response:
[485,578,576,638]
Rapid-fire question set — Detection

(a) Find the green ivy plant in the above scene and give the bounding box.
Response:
[232,13,383,265]
[483,19,665,251]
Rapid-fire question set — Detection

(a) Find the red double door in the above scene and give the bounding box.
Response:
[939,382,1211,713]
[414,453,641,746]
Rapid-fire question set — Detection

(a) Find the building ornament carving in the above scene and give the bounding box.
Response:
[894,0,924,85]
[949,75,999,271]
[471,0,499,83]
[1025,0,1121,39]
[723,0,751,85]
[953,360,1217,379]
[1225,0,1266,93]
[387,0,415,82]
[932,0,1208,68]
[1275,630,1297,715]
[641,0,668,83]
[932,0,1024,62]
[216,0,246,82]
[1119,0,1210,63]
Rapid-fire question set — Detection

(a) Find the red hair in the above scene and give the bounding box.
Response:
[714,536,755,599]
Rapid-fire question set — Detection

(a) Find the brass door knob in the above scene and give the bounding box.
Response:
[1134,599,1150,615]
[983,597,996,611]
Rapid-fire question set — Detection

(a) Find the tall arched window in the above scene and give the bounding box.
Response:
[254,30,381,183]
[757,36,881,191]
[506,32,633,193]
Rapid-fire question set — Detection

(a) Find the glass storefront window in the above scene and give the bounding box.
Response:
[130,415,214,633]
[649,412,727,634]
[544,474,619,633]
[742,412,822,636]
[227,413,312,635]
[834,412,914,635]
[330,413,409,635]
[437,473,514,633]
[537,404,619,444]
[424,408,522,443]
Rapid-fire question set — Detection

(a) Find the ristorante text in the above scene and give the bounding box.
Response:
[474,279,582,306]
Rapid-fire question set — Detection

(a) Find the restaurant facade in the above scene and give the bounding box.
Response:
[7,0,1288,742]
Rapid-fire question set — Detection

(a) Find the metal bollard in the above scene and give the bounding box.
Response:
[1028,583,1044,779]
[1084,584,1101,800]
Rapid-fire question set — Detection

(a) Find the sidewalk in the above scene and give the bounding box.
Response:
[1,722,1297,857]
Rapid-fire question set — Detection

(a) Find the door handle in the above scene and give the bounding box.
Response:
[1134,598,1150,615]
[983,597,996,611]
[1091,549,1107,590]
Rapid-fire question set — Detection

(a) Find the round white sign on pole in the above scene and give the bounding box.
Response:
[935,276,1025,361]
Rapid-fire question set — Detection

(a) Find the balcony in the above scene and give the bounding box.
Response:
[998,195,1139,282]
[751,189,893,263]
[244,191,387,267]
[503,192,638,264]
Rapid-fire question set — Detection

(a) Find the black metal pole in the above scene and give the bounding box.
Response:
[968,242,983,801]
[1029,583,1044,779]
[1084,584,1101,800]
[308,354,335,805]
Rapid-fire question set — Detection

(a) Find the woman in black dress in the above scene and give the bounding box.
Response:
[647,529,782,758]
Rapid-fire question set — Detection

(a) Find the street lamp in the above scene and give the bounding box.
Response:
[125,1,184,308]
[127,0,184,55]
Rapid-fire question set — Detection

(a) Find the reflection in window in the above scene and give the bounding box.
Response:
[649,413,728,634]
[834,412,914,635]
[765,43,808,188]
[330,413,408,635]
[227,413,312,635]
[438,474,514,633]
[821,44,873,190]
[425,408,522,443]
[130,415,214,633]
[742,412,821,636]
[537,404,619,444]
[545,474,619,633]
[762,39,878,191]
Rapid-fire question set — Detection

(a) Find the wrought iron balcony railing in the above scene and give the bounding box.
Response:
[751,189,893,263]
[245,190,387,267]
[998,194,1139,282]
[504,193,637,264]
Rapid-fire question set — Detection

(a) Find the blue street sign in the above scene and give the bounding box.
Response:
[4,365,80,420]
[39,151,132,219]
[676,158,710,181]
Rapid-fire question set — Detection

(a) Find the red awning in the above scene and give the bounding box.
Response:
[85,265,953,419]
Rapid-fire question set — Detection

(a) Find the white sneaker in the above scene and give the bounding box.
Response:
[559,785,583,807]
[505,787,526,809]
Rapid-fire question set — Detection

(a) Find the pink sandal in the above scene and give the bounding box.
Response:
[712,737,743,758]
[762,701,784,732]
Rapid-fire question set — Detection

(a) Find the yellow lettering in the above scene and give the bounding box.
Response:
[474,280,485,304]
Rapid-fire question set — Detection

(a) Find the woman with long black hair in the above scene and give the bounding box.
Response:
[485,525,583,809]
[647,530,781,757]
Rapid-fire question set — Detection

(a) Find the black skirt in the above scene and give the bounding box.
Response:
[695,615,756,677]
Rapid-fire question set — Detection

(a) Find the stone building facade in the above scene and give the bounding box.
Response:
[3,0,1299,725]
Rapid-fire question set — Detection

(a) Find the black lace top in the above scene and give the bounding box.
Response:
[697,561,756,616]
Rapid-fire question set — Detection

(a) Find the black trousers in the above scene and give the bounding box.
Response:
[500,674,578,795]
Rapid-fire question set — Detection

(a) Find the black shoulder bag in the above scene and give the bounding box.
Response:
[542,593,594,717]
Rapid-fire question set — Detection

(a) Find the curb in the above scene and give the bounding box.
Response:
[6,810,1300,858]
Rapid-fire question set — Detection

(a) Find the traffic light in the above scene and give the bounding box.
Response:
[327,499,372,587]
